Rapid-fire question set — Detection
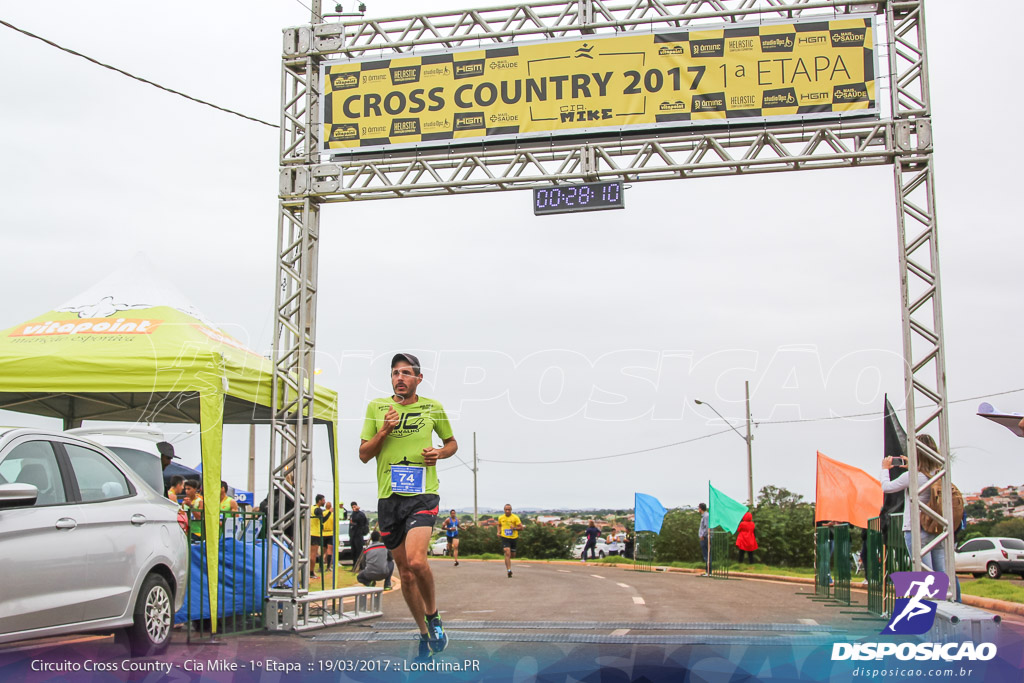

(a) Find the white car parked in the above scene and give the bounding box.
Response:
[572,538,611,559]
[955,537,1024,579]
[429,536,449,556]
[0,428,188,655]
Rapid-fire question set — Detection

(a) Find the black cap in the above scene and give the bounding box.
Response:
[156,441,179,460]
[391,353,421,374]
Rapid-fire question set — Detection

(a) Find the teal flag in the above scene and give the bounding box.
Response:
[709,484,748,533]
[634,493,668,533]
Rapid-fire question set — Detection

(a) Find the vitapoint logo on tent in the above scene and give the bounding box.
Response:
[831,571,997,662]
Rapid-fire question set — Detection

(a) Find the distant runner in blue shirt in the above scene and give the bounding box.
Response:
[442,509,460,567]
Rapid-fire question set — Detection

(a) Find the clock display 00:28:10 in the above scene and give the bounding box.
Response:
[533,181,624,216]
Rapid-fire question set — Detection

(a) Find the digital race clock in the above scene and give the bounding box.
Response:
[533,181,624,216]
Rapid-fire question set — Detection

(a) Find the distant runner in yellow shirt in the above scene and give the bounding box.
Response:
[497,503,524,578]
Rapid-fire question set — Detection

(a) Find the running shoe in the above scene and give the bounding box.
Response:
[454,561,459,567]
[426,615,448,653]
[417,634,431,660]
[507,570,513,578]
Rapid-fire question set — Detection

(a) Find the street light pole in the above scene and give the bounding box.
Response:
[695,383,755,507]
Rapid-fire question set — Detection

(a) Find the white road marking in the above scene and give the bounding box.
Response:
[616,583,631,589]
[591,574,606,579]
[632,597,645,605]
[463,610,495,614]
[557,570,571,573]
[610,629,630,636]
[798,618,818,625]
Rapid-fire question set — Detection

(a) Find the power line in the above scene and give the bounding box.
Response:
[0,19,278,129]
[482,428,735,465]
[754,387,1024,426]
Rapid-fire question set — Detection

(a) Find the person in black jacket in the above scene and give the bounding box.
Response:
[349,501,369,569]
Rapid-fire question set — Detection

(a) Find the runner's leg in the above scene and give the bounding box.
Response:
[392,540,430,636]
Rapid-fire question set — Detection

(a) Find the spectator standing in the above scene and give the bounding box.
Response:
[735,511,758,564]
[166,475,185,504]
[311,494,326,579]
[322,501,335,570]
[698,503,709,576]
[183,479,204,543]
[349,502,369,569]
[581,520,600,562]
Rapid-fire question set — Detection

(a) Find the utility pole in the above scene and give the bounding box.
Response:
[477,432,481,524]
[745,380,754,508]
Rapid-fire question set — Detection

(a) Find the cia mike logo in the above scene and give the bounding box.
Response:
[884,571,948,635]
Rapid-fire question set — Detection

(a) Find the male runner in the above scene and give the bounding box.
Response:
[497,503,524,578]
[360,353,457,657]
[311,494,326,579]
[442,509,460,566]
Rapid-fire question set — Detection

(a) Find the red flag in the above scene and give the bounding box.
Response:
[815,451,883,528]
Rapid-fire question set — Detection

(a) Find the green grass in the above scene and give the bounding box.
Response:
[959,578,1024,605]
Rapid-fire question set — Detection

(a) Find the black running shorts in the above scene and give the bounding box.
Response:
[377,493,440,550]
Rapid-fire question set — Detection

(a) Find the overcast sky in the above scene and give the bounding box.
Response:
[1,1,1020,512]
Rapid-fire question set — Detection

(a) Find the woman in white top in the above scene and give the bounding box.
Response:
[880,434,945,572]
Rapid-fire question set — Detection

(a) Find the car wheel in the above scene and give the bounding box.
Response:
[986,562,1002,580]
[126,574,173,657]
[972,573,984,579]
[598,551,605,559]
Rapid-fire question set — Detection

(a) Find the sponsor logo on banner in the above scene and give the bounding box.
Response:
[801,91,830,102]
[831,27,867,47]
[729,94,757,108]
[689,39,724,58]
[831,571,998,663]
[488,59,518,70]
[833,82,870,104]
[10,318,162,337]
[727,38,756,52]
[421,118,451,131]
[691,92,726,112]
[453,112,486,130]
[330,124,359,141]
[659,100,687,112]
[329,72,360,90]
[658,45,687,56]
[389,65,421,86]
[762,87,798,108]
[760,34,795,52]
[489,112,519,124]
[453,59,485,79]
[798,35,828,46]
[389,118,421,136]
[422,65,451,78]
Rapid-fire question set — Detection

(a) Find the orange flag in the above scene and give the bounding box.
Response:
[815,451,883,528]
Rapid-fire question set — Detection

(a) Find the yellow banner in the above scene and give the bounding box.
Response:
[322,16,876,153]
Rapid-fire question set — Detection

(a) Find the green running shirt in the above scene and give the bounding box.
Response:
[360,396,454,499]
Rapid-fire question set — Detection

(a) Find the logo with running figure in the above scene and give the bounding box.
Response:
[883,571,949,635]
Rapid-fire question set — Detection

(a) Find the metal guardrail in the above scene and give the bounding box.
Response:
[884,512,911,617]
[832,524,851,605]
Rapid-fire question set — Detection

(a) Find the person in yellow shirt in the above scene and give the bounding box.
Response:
[497,503,524,578]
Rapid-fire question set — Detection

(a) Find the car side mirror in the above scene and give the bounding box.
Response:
[0,483,39,508]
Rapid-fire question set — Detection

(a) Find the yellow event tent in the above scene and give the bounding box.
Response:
[0,260,339,626]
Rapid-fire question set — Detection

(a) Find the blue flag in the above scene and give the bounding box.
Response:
[635,493,667,533]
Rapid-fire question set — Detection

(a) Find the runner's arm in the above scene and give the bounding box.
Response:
[421,436,458,467]
[359,406,401,462]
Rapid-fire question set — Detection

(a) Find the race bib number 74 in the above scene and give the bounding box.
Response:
[390,465,425,494]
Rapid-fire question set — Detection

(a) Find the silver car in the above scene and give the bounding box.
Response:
[0,428,188,655]
[954,536,1024,579]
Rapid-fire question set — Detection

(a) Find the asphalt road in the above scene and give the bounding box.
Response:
[4,559,1021,681]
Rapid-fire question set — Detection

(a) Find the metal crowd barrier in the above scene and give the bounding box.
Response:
[866,516,884,616]
[632,531,655,572]
[183,508,268,640]
[709,529,732,579]
[814,526,831,598]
